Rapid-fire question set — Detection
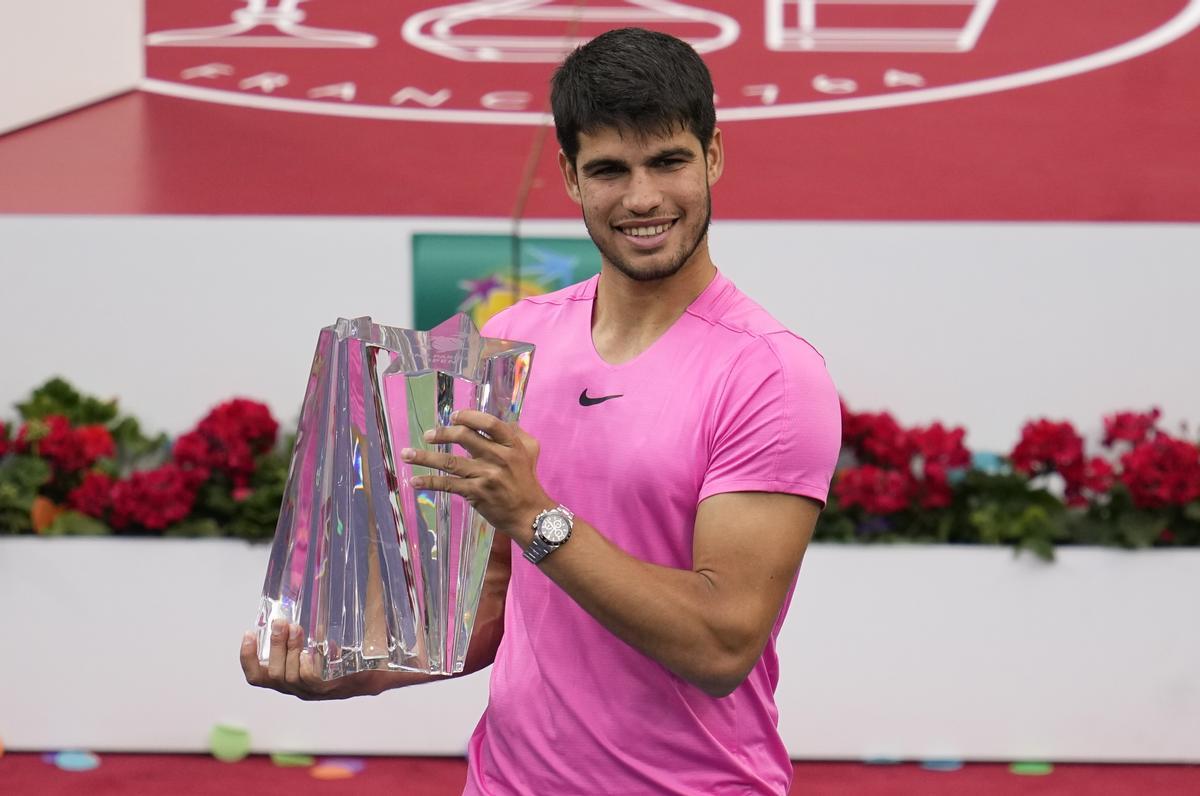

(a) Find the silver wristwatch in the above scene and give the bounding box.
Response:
[523,505,575,564]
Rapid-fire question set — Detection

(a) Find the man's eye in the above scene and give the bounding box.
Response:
[657,158,686,169]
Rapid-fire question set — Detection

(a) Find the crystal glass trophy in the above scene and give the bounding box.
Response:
[254,314,534,678]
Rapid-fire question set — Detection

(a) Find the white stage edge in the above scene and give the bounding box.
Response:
[1,539,1197,762]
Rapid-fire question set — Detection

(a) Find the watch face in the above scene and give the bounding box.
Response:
[539,512,571,544]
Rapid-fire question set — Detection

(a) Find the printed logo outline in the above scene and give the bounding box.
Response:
[141,1,1200,124]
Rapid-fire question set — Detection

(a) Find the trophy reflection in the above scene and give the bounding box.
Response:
[255,314,534,678]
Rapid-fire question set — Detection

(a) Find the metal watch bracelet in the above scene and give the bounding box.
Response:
[523,505,574,565]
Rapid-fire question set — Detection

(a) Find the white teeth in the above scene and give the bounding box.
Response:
[622,222,671,237]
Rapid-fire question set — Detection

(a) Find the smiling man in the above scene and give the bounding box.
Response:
[243,27,841,795]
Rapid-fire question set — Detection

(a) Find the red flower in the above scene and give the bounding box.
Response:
[1010,419,1096,505]
[1103,408,1161,447]
[911,422,971,469]
[109,464,204,531]
[172,430,217,476]
[13,421,32,453]
[31,415,89,473]
[201,399,278,452]
[1010,419,1085,477]
[0,420,8,457]
[917,461,954,509]
[839,399,861,443]
[835,465,914,515]
[1118,434,1200,509]
[842,407,914,469]
[75,425,115,467]
[68,471,115,518]
[1082,457,1115,495]
[175,399,278,488]
[12,416,115,473]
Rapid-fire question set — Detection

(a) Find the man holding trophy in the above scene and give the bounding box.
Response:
[242,27,841,795]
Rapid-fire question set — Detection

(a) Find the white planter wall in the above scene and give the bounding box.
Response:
[1,538,1197,761]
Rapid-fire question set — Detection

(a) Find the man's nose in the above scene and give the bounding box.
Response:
[622,169,663,214]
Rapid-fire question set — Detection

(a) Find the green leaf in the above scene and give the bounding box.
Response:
[163,517,224,538]
[1018,534,1056,562]
[1184,501,1200,524]
[0,455,52,492]
[109,417,169,471]
[16,377,118,424]
[1116,512,1166,548]
[42,510,112,536]
[0,515,33,534]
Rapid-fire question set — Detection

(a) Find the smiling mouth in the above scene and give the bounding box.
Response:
[616,219,676,239]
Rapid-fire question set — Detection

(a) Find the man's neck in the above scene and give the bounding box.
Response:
[590,249,717,366]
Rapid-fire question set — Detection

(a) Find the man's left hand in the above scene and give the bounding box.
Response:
[400,410,552,540]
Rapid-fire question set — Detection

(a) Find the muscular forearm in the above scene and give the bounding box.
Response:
[401,413,813,697]
[533,520,766,697]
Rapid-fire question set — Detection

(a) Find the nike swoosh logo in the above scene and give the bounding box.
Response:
[579,389,623,407]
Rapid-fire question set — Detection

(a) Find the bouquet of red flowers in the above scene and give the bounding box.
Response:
[4,379,1197,557]
[820,401,1200,559]
[0,379,290,539]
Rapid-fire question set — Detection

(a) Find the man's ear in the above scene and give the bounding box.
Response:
[706,128,725,187]
[559,150,582,205]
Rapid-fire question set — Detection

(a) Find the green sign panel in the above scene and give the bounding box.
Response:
[412,234,601,331]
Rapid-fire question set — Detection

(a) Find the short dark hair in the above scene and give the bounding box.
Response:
[551,27,716,163]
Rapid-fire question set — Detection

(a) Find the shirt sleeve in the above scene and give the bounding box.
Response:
[699,333,842,506]
[480,308,511,339]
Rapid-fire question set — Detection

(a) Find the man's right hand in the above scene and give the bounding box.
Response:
[239,619,388,701]
[241,539,512,700]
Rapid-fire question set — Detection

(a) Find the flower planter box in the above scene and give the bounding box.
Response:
[1,538,1197,761]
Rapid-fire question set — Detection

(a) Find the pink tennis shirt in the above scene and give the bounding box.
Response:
[464,271,841,795]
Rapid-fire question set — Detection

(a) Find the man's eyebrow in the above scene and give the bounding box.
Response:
[649,147,696,161]
[580,157,627,174]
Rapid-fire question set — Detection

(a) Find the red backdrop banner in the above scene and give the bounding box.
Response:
[1,0,1198,219]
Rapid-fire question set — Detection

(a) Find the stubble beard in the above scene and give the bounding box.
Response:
[583,191,713,283]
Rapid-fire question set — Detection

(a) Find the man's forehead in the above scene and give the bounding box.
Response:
[576,123,702,158]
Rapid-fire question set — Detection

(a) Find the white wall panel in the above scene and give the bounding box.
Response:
[0,0,142,135]
[1,217,1196,452]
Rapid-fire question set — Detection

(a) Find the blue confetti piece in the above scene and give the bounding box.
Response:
[54,750,100,772]
[921,759,964,772]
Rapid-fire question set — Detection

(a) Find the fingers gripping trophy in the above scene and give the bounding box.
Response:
[247,315,533,685]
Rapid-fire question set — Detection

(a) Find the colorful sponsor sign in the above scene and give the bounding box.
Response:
[412,234,600,330]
